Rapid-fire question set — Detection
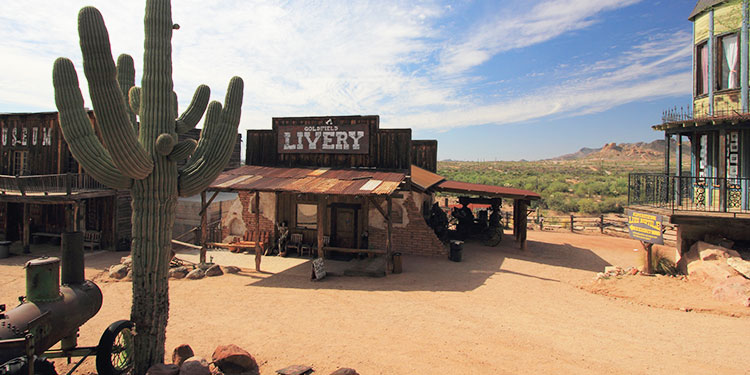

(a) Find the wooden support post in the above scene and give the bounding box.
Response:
[641,241,654,275]
[199,191,207,264]
[512,200,518,241]
[386,195,393,273]
[519,200,528,250]
[317,196,325,258]
[600,215,604,234]
[718,129,727,212]
[254,191,261,271]
[676,134,683,207]
[570,214,574,233]
[22,203,30,254]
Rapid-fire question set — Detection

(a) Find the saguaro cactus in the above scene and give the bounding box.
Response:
[52,1,243,372]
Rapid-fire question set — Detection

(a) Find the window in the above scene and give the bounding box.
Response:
[296,203,317,229]
[717,33,740,91]
[696,42,709,96]
[12,150,28,175]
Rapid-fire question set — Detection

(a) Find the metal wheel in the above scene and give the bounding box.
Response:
[95,320,133,375]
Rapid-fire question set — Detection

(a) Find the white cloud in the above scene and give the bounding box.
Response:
[0,0,689,141]
[437,0,643,75]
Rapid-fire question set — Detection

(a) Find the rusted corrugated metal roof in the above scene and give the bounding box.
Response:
[689,0,725,20]
[410,165,445,191]
[209,165,405,196]
[436,180,541,200]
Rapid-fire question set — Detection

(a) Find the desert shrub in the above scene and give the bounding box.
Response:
[653,252,678,276]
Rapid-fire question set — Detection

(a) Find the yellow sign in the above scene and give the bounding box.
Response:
[626,209,664,245]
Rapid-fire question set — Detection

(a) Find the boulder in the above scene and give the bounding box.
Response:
[198,262,214,271]
[330,368,359,375]
[275,365,313,375]
[147,363,180,375]
[685,241,741,264]
[170,266,189,279]
[727,257,750,279]
[212,344,259,375]
[712,275,750,307]
[172,344,195,367]
[120,255,132,267]
[224,266,241,274]
[180,356,210,375]
[688,261,740,284]
[206,264,224,277]
[109,264,129,279]
[186,269,205,280]
[124,269,133,281]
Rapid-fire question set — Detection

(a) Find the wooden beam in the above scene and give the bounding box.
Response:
[22,203,30,253]
[317,196,325,258]
[718,129,727,212]
[172,239,201,250]
[199,191,207,264]
[386,195,392,274]
[254,191,261,271]
[199,190,220,216]
[368,195,389,220]
[518,200,528,250]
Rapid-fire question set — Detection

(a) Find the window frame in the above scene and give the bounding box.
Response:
[695,40,709,97]
[715,31,741,92]
[12,150,28,176]
[295,202,318,229]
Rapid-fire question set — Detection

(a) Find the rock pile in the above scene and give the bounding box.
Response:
[109,255,243,281]
[144,344,358,375]
[595,266,640,280]
[683,241,750,307]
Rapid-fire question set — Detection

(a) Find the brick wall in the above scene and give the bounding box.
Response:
[370,192,447,257]
[221,191,275,239]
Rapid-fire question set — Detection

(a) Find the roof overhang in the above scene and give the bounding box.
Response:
[208,165,406,196]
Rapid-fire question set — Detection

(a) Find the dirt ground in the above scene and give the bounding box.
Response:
[1,230,749,375]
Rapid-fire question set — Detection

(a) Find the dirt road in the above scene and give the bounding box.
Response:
[1,231,748,374]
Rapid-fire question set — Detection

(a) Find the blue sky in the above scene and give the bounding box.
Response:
[0,0,696,160]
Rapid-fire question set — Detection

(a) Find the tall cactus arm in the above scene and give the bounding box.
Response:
[178,76,243,197]
[176,85,210,134]
[78,6,153,179]
[53,58,132,190]
[129,86,141,116]
[116,54,138,131]
[168,139,197,162]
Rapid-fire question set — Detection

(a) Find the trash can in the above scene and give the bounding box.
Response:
[449,240,463,262]
[392,252,403,274]
[0,241,11,259]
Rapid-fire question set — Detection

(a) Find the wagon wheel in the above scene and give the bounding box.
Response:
[95,320,134,375]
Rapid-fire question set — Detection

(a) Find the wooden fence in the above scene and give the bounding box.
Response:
[502,211,677,244]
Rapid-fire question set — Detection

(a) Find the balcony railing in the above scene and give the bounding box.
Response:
[0,173,111,197]
[628,173,750,214]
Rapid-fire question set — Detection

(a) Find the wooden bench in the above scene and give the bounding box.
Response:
[83,230,101,251]
[32,232,62,243]
[209,231,270,253]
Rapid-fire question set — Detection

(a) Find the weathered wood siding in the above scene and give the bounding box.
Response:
[246,116,412,171]
[411,140,438,173]
[178,128,242,170]
[0,112,83,175]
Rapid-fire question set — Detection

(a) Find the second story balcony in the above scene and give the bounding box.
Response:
[0,173,114,202]
[628,173,750,217]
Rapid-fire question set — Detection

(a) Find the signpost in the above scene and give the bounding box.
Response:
[626,209,665,274]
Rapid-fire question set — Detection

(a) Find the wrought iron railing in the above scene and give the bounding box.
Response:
[629,173,750,214]
[0,173,110,196]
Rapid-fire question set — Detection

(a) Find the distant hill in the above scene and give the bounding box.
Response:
[551,139,689,161]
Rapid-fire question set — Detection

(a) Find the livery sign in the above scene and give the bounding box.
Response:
[277,118,369,154]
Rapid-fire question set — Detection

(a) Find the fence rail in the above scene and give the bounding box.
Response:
[628,173,750,214]
[0,173,110,196]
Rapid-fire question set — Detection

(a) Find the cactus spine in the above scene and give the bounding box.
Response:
[52,1,243,372]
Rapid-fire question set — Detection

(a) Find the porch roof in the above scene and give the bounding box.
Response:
[208,165,406,196]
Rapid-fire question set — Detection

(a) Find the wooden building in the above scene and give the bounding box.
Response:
[628,0,750,270]
[0,111,122,250]
[208,115,540,272]
[0,111,243,251]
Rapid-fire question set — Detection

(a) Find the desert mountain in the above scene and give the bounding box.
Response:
[552,139,690,161]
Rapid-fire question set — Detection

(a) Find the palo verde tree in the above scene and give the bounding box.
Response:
[52,1,243,372]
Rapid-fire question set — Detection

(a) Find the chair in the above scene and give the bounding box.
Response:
[286,233,304,255]
[311,236,330,258]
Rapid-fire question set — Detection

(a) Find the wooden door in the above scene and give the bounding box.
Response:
[333,207,357,248]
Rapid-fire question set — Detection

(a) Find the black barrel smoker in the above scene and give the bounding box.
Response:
[0,232,133,375]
